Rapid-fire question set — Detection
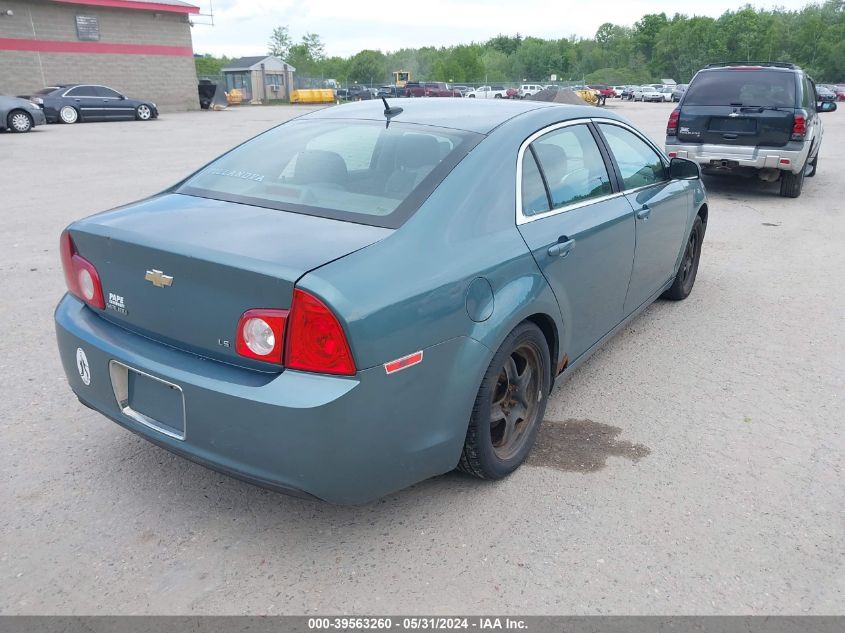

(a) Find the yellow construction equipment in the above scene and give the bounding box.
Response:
[290,89,336,104]
[575,88,599,105]
[392,71,411,88]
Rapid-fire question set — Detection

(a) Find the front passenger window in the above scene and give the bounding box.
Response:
[598,124,667,189]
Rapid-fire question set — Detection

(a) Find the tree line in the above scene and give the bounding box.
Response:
[195,1,845,85]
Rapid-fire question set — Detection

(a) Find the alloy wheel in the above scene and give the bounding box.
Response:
[137,105,152,120]
[60,106,78,124]
[489,342,542,460]
[10,112,31,132]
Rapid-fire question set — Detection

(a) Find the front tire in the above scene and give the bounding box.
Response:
[663,215,704,300]
[59,105,79,124]
[458,322,550,479]
[7,110,33,133]
[135,104,153,120]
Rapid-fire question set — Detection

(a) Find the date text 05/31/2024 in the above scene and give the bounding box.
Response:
[307,617,528,630]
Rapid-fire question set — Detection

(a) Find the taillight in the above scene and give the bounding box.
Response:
[667,109,680,136]
[791,114,807,141]
[236,309,288,364]
[285,289,356,376]
[60,231,105,309]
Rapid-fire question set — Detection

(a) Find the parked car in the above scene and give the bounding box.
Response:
[641,86,669,102]
[619,86,636,100]
[0,95,47,133]
[466,85,509,99]
[612,86,625,97]
[588,85,615,105]
[505,88,519,99]
[671,84,688,102]
[55,99,708,504]
[23,84,158,124]
[629,86,647,101]
[347,85,373,101]
[518,84,545,98]
[335,88,349,102]
[404,82,461,97]
[816,85,837,103]
[377,86,403,98]
[666,62,836,198]
[834,85,845,101]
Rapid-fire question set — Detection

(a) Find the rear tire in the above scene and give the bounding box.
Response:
[458,322,550,480]
[59,105,78,124]
[779,164,805,198]
[663,215,704,301]
[806,153,818,178]
[7,110,33,133]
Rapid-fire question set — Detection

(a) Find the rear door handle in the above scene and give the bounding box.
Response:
[548,238,575,258]
[635,205,651,220]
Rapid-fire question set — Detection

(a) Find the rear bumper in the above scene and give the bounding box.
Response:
[666,140,811,174]
[55,295,489,504]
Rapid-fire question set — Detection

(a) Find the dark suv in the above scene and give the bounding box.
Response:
[665,62,837,198]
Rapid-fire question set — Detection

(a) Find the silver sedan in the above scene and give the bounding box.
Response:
[0,96,47,133]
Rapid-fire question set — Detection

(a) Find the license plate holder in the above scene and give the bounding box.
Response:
[109,361,186,440]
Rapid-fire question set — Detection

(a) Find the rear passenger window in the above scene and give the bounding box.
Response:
[529,124,612,210]
[521,150,550,216]
[598,124,667,189]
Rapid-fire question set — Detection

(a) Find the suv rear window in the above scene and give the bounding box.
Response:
[177,120,481,229]
[684,70,796,107]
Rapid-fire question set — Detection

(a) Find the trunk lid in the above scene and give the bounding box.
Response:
[70,194,391,369]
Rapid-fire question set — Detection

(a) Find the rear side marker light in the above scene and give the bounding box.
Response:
[384,351,424,375]
[779,158,791,165]
[236,309,288,364]
[668,151,677,158]
[60,231,105,310]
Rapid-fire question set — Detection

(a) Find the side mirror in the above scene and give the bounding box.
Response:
[669,157,700,180]
[118,94,126,100]
[817,101,837,113]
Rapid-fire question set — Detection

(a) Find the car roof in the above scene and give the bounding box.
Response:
[300,98,599,134]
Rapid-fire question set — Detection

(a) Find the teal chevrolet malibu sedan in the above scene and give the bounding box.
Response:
[55,99,707,504]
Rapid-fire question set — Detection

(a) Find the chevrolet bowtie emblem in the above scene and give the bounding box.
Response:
[144,269,173,288]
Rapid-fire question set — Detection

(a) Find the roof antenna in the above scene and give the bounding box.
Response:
[381,96,403,127]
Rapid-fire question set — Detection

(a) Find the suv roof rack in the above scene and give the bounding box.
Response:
[704,61,801,70]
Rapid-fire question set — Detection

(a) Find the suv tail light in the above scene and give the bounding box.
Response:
[791,114,807,141]
[60,231,105,309]
[285,289,356,376]
[235,309,288,364]
[667,109,680,136]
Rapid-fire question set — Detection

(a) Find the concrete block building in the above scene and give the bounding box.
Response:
[0,0,200,111]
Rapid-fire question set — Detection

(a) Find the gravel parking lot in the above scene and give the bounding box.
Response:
[1,100,842,615]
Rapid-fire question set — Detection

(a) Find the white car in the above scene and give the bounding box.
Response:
[641,87,668,102]
[630,86,647,101]
[518,84,544,98]
[466,85,508,99]
[612,86,625,97]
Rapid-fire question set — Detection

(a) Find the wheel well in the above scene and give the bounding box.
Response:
[8,108,32,120]
[525,313,559,376]
[697,203,708,226]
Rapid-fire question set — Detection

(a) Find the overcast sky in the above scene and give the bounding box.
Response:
[190,0,817,58]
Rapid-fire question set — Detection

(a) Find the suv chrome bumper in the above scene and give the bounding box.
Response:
[666,141,810,174]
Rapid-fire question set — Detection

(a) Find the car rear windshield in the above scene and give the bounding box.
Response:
[176,120,481,228]
[684,70,797,107]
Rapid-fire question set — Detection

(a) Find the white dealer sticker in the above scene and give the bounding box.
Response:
[76,348,91,386]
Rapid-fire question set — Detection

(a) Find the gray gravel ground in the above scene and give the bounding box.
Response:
[1,100,842,615]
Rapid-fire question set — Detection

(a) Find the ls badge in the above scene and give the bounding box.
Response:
[145,269,173,288]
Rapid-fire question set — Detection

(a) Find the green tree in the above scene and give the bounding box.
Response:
[268,26,291,59]
[346,49,387,85]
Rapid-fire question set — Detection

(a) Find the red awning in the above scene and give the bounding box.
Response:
[51,0,200,14]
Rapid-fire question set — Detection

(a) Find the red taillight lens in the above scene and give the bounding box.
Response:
[791,114,807,141]
[60,231,105,309]
[235,309,288,364]
[667,109,680,136]
[285,289,356,376]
